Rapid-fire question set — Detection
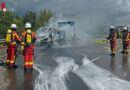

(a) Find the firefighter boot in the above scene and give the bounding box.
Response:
[110,53,115,56]
[121,51,125,54]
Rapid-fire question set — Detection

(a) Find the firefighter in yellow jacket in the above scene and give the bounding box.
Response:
[6,24,21,69]
[21,23,37,72]
[107,26,117,56]
[121,27,130,54]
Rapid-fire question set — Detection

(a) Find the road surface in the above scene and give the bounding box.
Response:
[1,41,130,90]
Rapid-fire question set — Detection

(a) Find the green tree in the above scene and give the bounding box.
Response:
[14,15,24,34]
[0,10,15,38]
[37,10,53,28]
[0,10,53,39]
[23,11,37,30]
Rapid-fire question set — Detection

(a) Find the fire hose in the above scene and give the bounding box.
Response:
[91,39,123,50]
[14,48,23,64]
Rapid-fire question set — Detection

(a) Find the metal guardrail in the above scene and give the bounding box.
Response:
[0,39,6,43]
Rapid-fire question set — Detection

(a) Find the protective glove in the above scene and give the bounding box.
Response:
[21,46,24,51]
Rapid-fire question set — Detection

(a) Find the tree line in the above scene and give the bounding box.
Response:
[0,10,53,38]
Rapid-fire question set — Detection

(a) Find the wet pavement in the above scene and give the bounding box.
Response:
[0,53,38,90]
[33,42,130,90]
[1,41,130,90]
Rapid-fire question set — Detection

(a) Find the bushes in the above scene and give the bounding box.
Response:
[0,10,15,38]
[0,10,53,38]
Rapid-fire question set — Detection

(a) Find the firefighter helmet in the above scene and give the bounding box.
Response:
[25,23,31,28]
[11,24,17,29]
[3,8,7,12]
[123,26,128,31]
[110,26,115,29]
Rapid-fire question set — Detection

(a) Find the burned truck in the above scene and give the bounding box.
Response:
[37,20,75,47]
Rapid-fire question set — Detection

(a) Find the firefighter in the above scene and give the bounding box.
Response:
[6,24,21,69]
[21,23,37,72]
[107,26,117,56]
[121,27,129,54]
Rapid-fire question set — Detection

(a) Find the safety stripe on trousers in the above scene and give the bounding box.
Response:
[24,62,33,65]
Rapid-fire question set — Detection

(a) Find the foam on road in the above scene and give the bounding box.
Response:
[34,56,130,90]
[34,57,79,90]
[74,56,130,90]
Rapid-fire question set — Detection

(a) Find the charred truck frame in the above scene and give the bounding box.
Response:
[37,20,76,48]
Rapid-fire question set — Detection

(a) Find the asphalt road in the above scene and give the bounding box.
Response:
[2,42,130,90]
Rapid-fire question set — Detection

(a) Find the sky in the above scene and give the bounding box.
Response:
[1,0,130,16]
[1,0,130,38]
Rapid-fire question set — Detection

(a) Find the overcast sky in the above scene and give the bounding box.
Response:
[1,0,130,37]
[1,0,130,24]
[1,0,129,15]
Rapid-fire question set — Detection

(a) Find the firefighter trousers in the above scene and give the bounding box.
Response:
[123,41,129,53]
[110,40,116,54]
[6,45,16,67]
[24,46,34,71]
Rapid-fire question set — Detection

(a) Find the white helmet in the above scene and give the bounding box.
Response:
[3,8,7,12]
[110,26,115,29]
[25,23,31,28]
[11,24,17,29]
[123,26,128,30]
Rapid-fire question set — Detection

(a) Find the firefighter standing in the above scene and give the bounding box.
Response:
[107,26,117,56]
[6,24,21,69]
[21,23,37,72]
[121,27,129,54]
